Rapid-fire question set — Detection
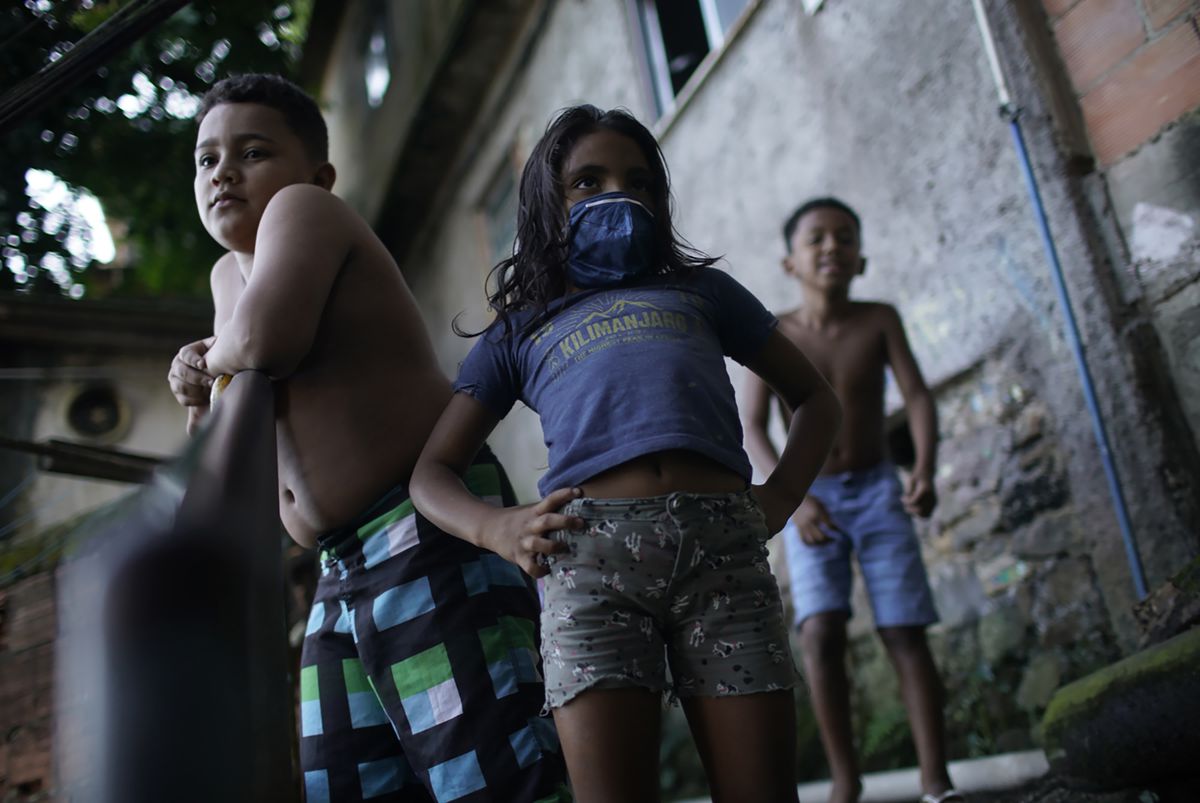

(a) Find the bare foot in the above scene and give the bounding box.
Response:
[918,790,965,803]
[827,777,863,803]
[919,773,961,802]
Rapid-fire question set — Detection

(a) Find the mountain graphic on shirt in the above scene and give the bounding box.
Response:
[577,298,665,327]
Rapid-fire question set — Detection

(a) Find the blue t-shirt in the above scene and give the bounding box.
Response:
[454,267,778,496]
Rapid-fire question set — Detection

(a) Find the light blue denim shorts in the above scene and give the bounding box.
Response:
[784,462,938,629]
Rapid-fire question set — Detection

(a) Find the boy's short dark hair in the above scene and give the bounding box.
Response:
[197,73,328,162]
[782,197,862,251]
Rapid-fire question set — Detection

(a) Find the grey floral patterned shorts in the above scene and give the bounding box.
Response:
[541,490,798,709]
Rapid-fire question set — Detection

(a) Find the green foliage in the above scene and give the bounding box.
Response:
[660,704,709,801]
[1169,555,1200,593]
[859,701,915,771]
[0,0,313,300]
[656,689,835,797]
[794,690,829,782]
[953,664,1031,757]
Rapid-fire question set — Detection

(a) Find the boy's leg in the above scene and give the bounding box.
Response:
[799,612,861,803]
[551,688,662,803]
[781,505,860,803]
[299,557,426,802]
[877,626,955,799]
[342,452,568,802]
[356,576,565,803]
[854,464,951,799]
[681,690,800,803]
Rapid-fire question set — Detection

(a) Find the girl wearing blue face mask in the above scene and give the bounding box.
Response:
[411,105,840,802]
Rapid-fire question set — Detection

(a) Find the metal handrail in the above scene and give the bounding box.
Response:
[55,371,299,802]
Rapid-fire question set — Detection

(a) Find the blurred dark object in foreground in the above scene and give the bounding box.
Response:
[55,371,298,803]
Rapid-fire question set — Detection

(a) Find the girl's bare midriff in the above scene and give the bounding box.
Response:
[579,449,746,500]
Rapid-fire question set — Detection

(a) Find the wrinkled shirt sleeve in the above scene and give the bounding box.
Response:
[704,268,779,364]
[452,326,520,418]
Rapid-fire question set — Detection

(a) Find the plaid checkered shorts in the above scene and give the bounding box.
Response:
[298,447,569,802]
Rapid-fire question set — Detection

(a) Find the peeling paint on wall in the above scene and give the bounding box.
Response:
[1131,202,1196,266]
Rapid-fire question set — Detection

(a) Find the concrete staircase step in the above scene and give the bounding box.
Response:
[676,749,1049,803]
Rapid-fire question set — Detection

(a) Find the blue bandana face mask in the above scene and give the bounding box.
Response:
[565,192,658,289]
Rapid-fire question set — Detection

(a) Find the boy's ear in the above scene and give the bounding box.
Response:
[781,253,796,275]
[858,255,868,276]
[313,162,336,191]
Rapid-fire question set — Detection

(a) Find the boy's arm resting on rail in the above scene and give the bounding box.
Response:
[204,185,352,378]
[410,393,579,578]
[880,304,938,517]
[745,329,842,534]
[167,253,245,435]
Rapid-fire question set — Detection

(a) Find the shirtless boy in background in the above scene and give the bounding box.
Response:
[743,197,962,803]
[167,74,566,803]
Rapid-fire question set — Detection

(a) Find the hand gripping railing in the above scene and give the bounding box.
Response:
[56,371,299,803]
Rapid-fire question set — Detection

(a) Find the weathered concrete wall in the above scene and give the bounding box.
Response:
[1098,102,1200,462]
[350,0,1200,778]
[20,355,185,538]
[993,0,1200,625]
[321,0,470,222]
[1031,0,1200,513]
[663,0,1042,385]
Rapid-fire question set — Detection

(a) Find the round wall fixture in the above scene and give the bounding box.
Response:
[64,383,130,442]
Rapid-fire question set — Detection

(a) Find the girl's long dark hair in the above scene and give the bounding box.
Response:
[456,105,718,337]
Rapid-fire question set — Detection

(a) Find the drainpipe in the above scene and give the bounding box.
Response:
[969,0,1148,600]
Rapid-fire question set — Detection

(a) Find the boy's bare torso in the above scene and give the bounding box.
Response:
[776,301,891,475]
[212,203,451,548]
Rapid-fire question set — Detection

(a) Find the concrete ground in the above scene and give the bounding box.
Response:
[677,750,1198,802]
[789,750,1048,802]
[968,775,1198,803]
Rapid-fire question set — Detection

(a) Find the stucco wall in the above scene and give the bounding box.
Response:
[662,0,1048,389]
[321,0,471,222]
